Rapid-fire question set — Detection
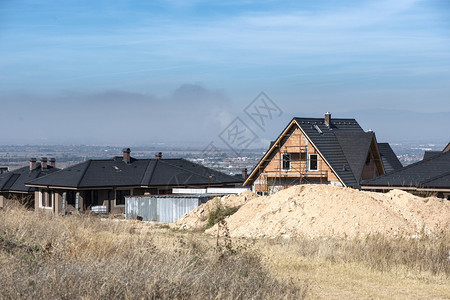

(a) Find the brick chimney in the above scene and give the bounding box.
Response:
[123,148,131,164]
[155,152,162,159]
[49,158,56,168]
[324,112,331,127]
[41,157,48,170]
[29,158,37,171]
[242,168,248,179]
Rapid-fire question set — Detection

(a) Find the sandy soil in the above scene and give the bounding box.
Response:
[175,185,449,238]
[172,190,258,230]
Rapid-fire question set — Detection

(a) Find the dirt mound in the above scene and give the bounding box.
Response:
[205,185,449,238]
[172,190,258,230]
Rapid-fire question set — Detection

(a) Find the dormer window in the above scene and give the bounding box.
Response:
[281,153,291,171]
[308,154,318,171]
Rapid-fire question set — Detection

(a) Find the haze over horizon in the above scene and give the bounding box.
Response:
[1,0,449,148]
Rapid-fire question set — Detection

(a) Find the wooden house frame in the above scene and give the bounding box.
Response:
[244,113,387,194]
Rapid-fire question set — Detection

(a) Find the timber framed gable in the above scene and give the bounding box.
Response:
[244,113,386,194]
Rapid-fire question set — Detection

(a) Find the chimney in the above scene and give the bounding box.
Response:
[41,157,48,170]
[324,112,331,127]
[155,152,162,159]
[49,157,56,168]
[123,148,131,164]
[242,168,248,179]
[29,158,37,171]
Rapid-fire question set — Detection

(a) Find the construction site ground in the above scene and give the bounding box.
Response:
[174,185,449,239]
[132,186,449,299]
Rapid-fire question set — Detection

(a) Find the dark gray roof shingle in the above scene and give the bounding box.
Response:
[26,157,241,189]
[294,117,370,187]
[245,117,382,187]
[362,151,450,188]
[335,132,374,183]
[0,163,60,192]
[377,143,403,173]
[423,151,441,160]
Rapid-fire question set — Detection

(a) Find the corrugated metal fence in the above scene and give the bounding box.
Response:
[125,195,214,223]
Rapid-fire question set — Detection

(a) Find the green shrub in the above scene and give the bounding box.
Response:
[206,204,240,229]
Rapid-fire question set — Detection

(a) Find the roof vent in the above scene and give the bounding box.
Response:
[313,124,323,134]
[367,129,373,132]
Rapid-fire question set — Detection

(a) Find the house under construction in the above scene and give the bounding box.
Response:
[243,113,402,194]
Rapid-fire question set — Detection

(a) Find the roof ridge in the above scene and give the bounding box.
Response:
[0,173,14,190]
[75,160,92,188]
[2,173,19,191]
[6,165,30,173]
[142,159,158,185]
[158,158,182,160]
[294,117,357,120]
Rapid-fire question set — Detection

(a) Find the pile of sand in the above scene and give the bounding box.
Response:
[201,185,449,239]
[172,190,258,230]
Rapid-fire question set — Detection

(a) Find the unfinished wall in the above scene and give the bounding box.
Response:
[253,126,341,193]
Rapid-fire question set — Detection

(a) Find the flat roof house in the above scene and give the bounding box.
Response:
[0,157,59,209]
[26,149,242,215]
[243,113,401,194]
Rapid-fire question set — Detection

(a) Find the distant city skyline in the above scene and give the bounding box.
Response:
[1,0,449,146]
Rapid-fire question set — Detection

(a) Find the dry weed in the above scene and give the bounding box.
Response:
[0,206,307,299]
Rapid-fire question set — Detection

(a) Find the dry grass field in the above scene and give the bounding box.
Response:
[0,205,448,299]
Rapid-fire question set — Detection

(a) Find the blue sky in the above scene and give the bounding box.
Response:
[0,0,449,146]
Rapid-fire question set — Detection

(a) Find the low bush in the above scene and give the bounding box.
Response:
[206,203,240,229]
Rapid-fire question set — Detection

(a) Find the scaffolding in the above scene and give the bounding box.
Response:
[254,130,328,194]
